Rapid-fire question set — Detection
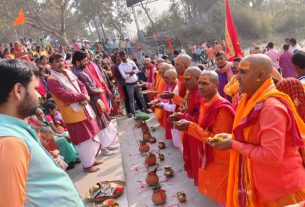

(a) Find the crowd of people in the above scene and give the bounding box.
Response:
[1,35,305,207]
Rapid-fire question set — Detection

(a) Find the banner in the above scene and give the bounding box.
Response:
[153,32,157,42]
[167,36,173,54]
[13,8,26,26]
[225,0,243,61]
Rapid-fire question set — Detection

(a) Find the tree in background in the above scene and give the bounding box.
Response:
[0,0,132,45]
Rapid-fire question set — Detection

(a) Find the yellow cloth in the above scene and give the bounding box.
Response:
[48,76,87,124]
[228,78,305,207]
[224,75,239,97]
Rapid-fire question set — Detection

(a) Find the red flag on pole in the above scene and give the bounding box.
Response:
[13,8,26,26]
[167,36,173,54]
[225,0,243,61]
[153,32,157,42]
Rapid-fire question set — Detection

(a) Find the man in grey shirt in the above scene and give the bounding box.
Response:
[118,51,148,117]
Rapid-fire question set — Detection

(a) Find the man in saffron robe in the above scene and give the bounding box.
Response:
[143,58,157,89]
[215,51,233,101]
[159,54,192,107]
[152,63,175,129]
[155,69,180,146]
[138,58,157,102]
[47,53,102,173]
[174,71,235,205]
[250,47,283,82]
[212,54,305,207]
[169,67,202,185]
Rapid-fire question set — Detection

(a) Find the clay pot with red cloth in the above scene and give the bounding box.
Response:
[152,184,166,205]
[145,152,157,166]
[139,140,150,154]
[145,165,159,186]
[143,132,152,142]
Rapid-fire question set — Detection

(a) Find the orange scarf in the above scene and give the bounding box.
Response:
[154,73,165,120]
[228,78,305,207]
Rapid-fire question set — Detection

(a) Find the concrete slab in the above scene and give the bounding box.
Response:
[118,115,219,207]
[69,116,219,207]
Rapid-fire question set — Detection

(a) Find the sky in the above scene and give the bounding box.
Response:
[126,0,171,38]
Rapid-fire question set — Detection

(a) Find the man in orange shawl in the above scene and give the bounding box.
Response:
[152,63,174,128]
[211,54,305,207]
[174,70,235,205]
[169,67,202,185]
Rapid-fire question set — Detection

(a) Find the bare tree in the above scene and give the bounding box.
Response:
[0,0,85,45]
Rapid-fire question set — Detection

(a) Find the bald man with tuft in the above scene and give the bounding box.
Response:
[211,54,305,207]
[159,54,192,106]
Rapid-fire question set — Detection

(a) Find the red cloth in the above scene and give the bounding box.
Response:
[85,61,111,113]
[167,36,173,54]
[180,90,202,185]
[276,78,305,122]
[225,0,243,61]
[13,46,24,58]
[37,79,47,96]
[44,138,58,153]
[163,81,177,140]
[145,65,157,101]
[178,78,187,99]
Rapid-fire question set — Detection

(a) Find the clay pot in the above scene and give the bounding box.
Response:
[158,142,166,150]
[152,185,167,205]
[145,153,157,166]
[149,137,157,144]
[143,132,152,142]
[177,192,187,203]
[141,123,149,133]
[145,165,159,186]
[158,153,165,161]
[139,141,150,154]
[163,166,174,178]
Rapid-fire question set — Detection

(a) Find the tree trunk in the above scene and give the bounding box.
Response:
[56,32,69,46]
[87,21,95,41]
[93,17,102,41]
[186,0,192,20]
[140,1,156,32]
[111,23,124,37]
[98,14,107,39]
[269,0,274,16]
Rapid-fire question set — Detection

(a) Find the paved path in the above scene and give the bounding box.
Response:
[69,116,219,207]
